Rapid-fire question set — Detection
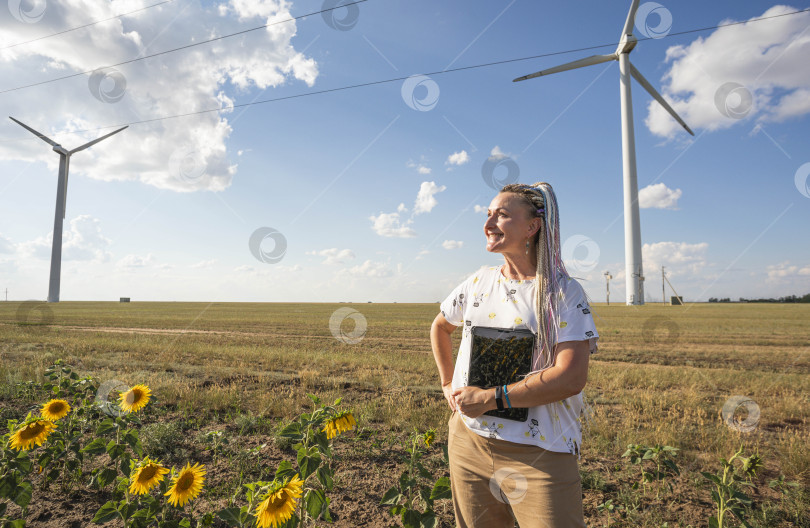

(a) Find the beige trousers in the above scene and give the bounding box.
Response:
[447,412,586,528]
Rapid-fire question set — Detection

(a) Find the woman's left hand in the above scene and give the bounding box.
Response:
[451,386,494,419]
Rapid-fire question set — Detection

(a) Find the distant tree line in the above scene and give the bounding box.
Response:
[709,293,810,303]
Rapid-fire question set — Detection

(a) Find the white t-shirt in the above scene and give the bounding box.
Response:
[440,264,599,458]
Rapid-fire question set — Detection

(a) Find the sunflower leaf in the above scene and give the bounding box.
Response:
[91,501,120,524]
[93,468,119,490]
[122,430,143,457]
[429,477,451,500]
[14,452,32,474]
[305,489,328,519]
[416,462,432,481]
[297,446,321,479]
[316,466,334,491]
[314,430,331,455]
[381,486,402,506]
[279,422,302,440]
[216,507,248,525]
[106,440,125,461]
[420,512,438,528]
[119,454,131,476]
[96,419,116,437]
[275,460,296,480]
[82,438,108,455]
[11,480,32,509]
[402,508,422,528]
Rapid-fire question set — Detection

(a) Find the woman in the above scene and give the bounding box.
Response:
[430,182,599,528]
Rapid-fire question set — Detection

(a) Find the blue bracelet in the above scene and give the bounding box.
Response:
[503,384,512,409]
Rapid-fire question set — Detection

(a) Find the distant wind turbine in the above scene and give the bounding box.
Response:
[513,0,693,305]
[10,117,127,302]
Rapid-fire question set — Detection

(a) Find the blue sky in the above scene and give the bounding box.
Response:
[1,0,809,303]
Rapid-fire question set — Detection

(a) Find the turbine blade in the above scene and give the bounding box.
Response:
[621,0,641,36]
[513,54,616,82]
[63,156,70,219]
[69,125,128,154]
[9,116,59,147]
[629,62,694,135]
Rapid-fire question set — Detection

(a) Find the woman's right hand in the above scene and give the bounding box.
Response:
[442,381,457,412]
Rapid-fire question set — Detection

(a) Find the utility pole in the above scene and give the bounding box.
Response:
[604,271,612,305]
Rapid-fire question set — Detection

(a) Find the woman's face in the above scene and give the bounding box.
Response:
[484,193,538,255]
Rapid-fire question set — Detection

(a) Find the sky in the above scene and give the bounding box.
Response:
[1,0,809,303]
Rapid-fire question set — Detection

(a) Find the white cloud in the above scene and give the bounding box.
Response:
[639,183,682,209]
[369,211,417,238]
[415,248,430,260]
[766,261,810,282]
[642,241,709,277]
[488,146,510,161]
[474,205,487,213]
[0,0,318,192]
[442,240,463,249]
[413,181,446,214]
[370,182,445,237]
[406,159,431,174]
[18,215,111,262]
[446,150,470,166]
[645,6,810,138]
[0,233,14,254]
[117,253,155,270]
[343,259,393,278]
[307,248,356,265]
[190,259,218,269]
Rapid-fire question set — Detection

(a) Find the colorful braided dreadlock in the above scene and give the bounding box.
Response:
[500,182,571,373]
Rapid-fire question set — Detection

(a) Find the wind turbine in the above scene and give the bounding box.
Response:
[513,0,693,305]
[10,117,127,302]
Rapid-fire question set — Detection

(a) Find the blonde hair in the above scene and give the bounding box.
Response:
[500,182,570,372]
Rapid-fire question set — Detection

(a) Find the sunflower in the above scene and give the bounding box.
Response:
[322,411,356,440]
[40,399,70,421]
[165,462,205,507]
[129,457,170,495]
[423,429,435,447]
[9,418,56,451]
[119,384,152,413]
[254,474,304,528]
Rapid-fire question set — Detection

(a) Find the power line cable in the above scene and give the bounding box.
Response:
[3,6,809,141]
[0,0,368,95]
[2,3,806,96]
[1,0,178,51]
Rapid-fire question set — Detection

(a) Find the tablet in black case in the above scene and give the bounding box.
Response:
[468,326,535,422]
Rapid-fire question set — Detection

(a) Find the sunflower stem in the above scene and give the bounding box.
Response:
[188,500,195,527]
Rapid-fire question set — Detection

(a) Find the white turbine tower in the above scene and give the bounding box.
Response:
[10,117,127,303]
[513,0,693,305]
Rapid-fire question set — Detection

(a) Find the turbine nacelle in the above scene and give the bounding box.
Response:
[616,34,638,55]
[53,145,69,156]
